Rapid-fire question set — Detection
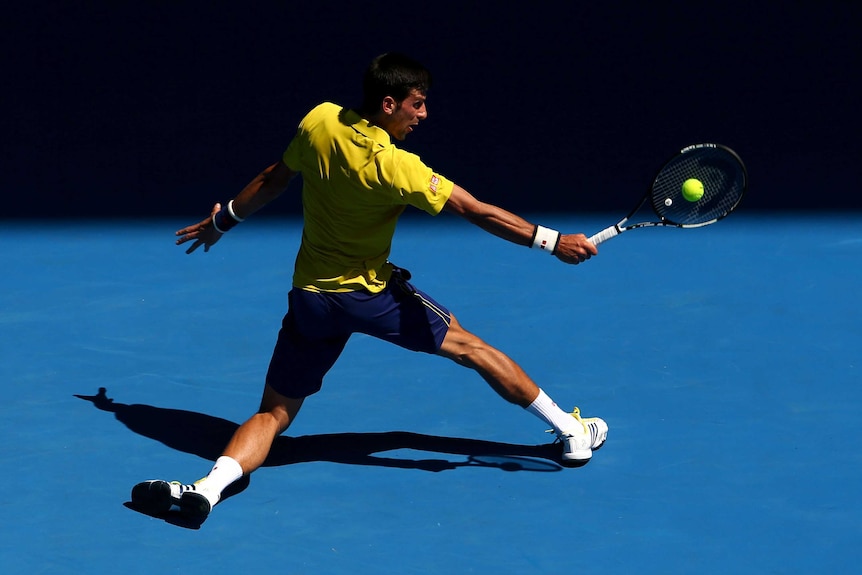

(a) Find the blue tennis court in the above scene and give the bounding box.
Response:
[2,213,860,573]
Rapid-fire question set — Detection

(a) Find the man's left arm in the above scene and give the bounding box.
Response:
[176,161,297,254]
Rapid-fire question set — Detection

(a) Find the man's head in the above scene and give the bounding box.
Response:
[361,53,432,140]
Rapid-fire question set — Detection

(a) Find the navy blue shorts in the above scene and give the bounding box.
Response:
[265,269,451,398]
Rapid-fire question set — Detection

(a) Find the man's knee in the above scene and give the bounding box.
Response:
[438,314,488,365]
[258,384,305,432]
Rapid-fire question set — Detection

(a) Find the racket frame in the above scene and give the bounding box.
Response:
[588,143,747,246]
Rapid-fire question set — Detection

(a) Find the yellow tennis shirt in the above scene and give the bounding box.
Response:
[282,103,454,293]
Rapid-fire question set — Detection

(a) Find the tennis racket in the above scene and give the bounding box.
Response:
[588,143,747,246]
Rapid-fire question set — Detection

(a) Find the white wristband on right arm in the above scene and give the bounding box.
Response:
[531,225,561,255]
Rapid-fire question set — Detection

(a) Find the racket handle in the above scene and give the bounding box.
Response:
[588,226,620,246]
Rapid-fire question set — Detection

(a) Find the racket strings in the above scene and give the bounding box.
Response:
[651,147,746,226]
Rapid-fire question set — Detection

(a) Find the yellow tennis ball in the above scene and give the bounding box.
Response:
[681,178,704,202]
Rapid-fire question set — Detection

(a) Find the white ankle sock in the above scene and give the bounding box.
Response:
[195,456,244,504]
[526,389,579,435]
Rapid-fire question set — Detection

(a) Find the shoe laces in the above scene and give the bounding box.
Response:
[546,406,588,438]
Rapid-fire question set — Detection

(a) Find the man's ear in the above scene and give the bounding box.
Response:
[381,95,397,115]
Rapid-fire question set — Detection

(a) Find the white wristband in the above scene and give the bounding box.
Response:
[532,225,560,254]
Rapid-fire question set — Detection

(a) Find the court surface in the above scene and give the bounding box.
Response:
[2,213,860,574]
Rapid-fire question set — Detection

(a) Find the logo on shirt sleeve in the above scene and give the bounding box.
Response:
[429,174,440,193]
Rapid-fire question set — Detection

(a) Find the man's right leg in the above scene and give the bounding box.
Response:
[437,314,607,465]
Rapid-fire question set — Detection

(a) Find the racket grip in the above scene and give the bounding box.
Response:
[588,226,620,246]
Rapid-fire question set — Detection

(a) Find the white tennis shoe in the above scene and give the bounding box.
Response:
[557,407,608,466]
[130,480,183,515]
[178,484,220,521]
[131,479,217,518]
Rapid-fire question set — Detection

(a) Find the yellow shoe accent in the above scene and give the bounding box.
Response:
[546,406,588,435]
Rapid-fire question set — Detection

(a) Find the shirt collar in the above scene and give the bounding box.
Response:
[341,108,392,146]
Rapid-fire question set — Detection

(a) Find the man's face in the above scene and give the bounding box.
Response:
[383,89,428,141]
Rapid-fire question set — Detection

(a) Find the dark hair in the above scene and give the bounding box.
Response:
[360,53,432,114]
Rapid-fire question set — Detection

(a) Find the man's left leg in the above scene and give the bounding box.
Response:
[131,385,304,519]
[175,385,305,518]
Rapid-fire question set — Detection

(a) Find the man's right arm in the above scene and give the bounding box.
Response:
[443,184,597,265]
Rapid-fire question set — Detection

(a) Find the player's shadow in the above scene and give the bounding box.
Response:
[74,387,565,475]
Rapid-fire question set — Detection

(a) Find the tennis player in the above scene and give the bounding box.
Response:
[132,53,607,521]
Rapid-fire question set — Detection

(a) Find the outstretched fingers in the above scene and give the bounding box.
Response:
[175,203,223,254]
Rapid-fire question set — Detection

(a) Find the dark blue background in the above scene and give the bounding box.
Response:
[4,1,860,218]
